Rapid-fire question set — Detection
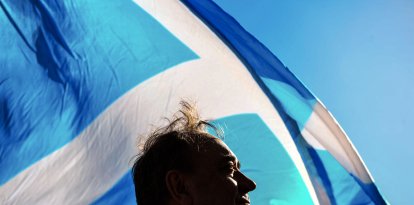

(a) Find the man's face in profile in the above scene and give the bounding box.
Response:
[186,138,256,205]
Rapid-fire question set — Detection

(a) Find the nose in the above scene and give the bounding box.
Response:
[235,171,256,193]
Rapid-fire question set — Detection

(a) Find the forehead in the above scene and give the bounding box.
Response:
[197,139,237,164]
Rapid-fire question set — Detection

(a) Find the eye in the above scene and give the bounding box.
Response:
[222,163,236,176]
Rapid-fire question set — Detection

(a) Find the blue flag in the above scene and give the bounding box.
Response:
[0,0,386,204]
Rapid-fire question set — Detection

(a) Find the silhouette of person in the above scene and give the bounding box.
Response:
[132,101,256,205]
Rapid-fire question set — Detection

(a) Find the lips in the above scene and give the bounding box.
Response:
[236,196,250,204]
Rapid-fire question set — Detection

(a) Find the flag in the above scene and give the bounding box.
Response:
[0,0,386,204]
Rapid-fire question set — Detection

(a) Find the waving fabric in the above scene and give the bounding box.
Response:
[0,0,386,204]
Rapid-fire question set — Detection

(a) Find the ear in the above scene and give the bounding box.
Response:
[165,170,192,205]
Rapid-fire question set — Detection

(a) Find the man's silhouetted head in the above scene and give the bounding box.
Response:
[132,101,256,205]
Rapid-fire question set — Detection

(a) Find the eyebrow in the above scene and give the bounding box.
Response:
[221,155,241,169]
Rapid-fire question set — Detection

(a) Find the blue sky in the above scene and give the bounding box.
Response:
[213,0,414,204]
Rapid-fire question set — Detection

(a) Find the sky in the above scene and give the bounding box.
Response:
[213,0,414,204]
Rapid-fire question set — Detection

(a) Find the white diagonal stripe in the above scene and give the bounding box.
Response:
[301,102,374,183]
